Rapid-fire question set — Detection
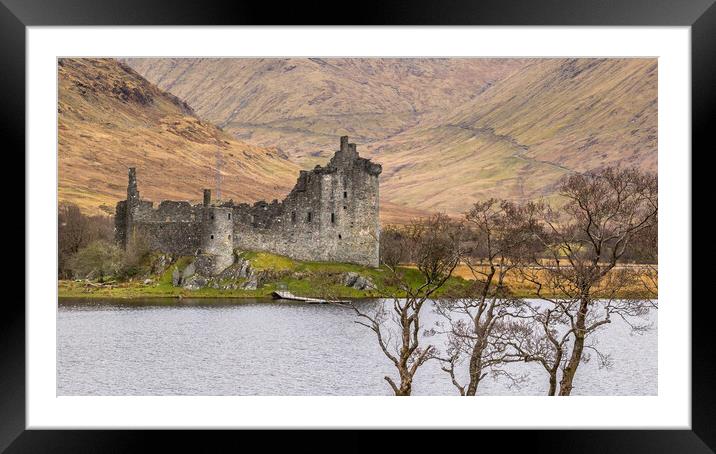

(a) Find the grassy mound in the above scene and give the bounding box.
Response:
[58,250,470,299]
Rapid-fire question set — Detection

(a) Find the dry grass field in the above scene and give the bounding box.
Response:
[449,263,657,298]
[122,58,526,167]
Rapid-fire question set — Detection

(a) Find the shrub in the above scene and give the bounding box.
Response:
[58,202,114,278]
[68,240,124,281]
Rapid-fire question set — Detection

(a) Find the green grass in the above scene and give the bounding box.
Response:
[239,251,296,271]
[59,250,471,299]
[57,250,655,300]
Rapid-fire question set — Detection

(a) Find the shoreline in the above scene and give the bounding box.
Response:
[57,285,657,301]
[57,279,383,300]
[57,253,658,301]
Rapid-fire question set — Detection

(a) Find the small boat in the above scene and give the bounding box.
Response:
[270,290,349,304]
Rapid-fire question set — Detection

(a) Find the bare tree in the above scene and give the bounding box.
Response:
[353,214,462,396]
[507,301,570,396]
[59,203,91,265]
[431,200,537,395]
[516,166,658,396]
[58,202,114,278]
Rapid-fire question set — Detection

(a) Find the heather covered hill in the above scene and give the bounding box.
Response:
[439,58,657,173]
[58,58,300,215]
[366,58,658,213]
[121,58,527,167]
[124,57,657,215]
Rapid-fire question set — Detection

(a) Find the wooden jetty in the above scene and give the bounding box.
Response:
[270,291,350,304]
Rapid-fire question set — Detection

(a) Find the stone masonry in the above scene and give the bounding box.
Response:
[115,136,382,274]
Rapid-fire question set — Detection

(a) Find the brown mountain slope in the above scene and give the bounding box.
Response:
[58,58,300,216]
[442,58,657,172]
[121,57,657,216]
[365,58,657,213]
[122,58,527,167]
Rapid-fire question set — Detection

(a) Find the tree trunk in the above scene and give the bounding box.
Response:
[547,348,562,395]
[397,345,413,396]
[465,341,485,396]
[397,383,412,396]
[558,298,589,396]
[547,370,558,396]
[397,368,413,396]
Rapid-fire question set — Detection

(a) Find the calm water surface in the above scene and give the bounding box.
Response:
[57,298,657,396]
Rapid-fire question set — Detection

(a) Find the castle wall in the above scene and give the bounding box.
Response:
[195,206,234,274]
[116,198,203,256]
[114,136,382,272]
[229,138,381,267]
[114,200,128,246]
[133,222,202,256]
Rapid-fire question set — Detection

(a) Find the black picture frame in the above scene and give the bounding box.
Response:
[4,0,712,451]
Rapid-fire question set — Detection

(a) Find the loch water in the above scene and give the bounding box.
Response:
[57,298,657,396]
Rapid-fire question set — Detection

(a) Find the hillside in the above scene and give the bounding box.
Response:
[124,57,657,216]
[121,58,527,168]
[58,58,300,216]
[365,58,658,212]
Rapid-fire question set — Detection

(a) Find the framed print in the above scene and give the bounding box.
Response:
[6,0,713,451]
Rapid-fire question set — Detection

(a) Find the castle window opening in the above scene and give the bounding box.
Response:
[307,212,313,223]
[291,211,296,223]
[331,213,335,224]
[211,214,214,220]
[343,206,347,210]
[210,234,214,239]
[338,234,342,239]
[343,191,348,198]
[228,213,231,220]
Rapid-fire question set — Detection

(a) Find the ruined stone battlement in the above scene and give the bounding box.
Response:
[115,136,381,274]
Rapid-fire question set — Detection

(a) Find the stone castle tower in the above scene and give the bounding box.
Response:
[115,136,382,274]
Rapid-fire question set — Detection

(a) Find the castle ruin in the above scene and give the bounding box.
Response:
[115,136,382,274]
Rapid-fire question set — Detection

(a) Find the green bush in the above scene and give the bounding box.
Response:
[68,240,124,281]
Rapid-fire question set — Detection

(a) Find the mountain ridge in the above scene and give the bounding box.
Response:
[85,57,657,217]
[58,58,301,216]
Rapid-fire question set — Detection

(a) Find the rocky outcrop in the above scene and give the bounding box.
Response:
[166,256,377,294]
[182,274,208,290]
[343,272,375,290]
[217,258,252,280]
[182,262,196,280]
[241,275,259,290]
[219,258,261,290]
[169,260,197,287]
[151,253,173,275]
[170,257,265,291]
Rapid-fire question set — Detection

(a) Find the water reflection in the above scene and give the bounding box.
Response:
[57,297,657,396]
